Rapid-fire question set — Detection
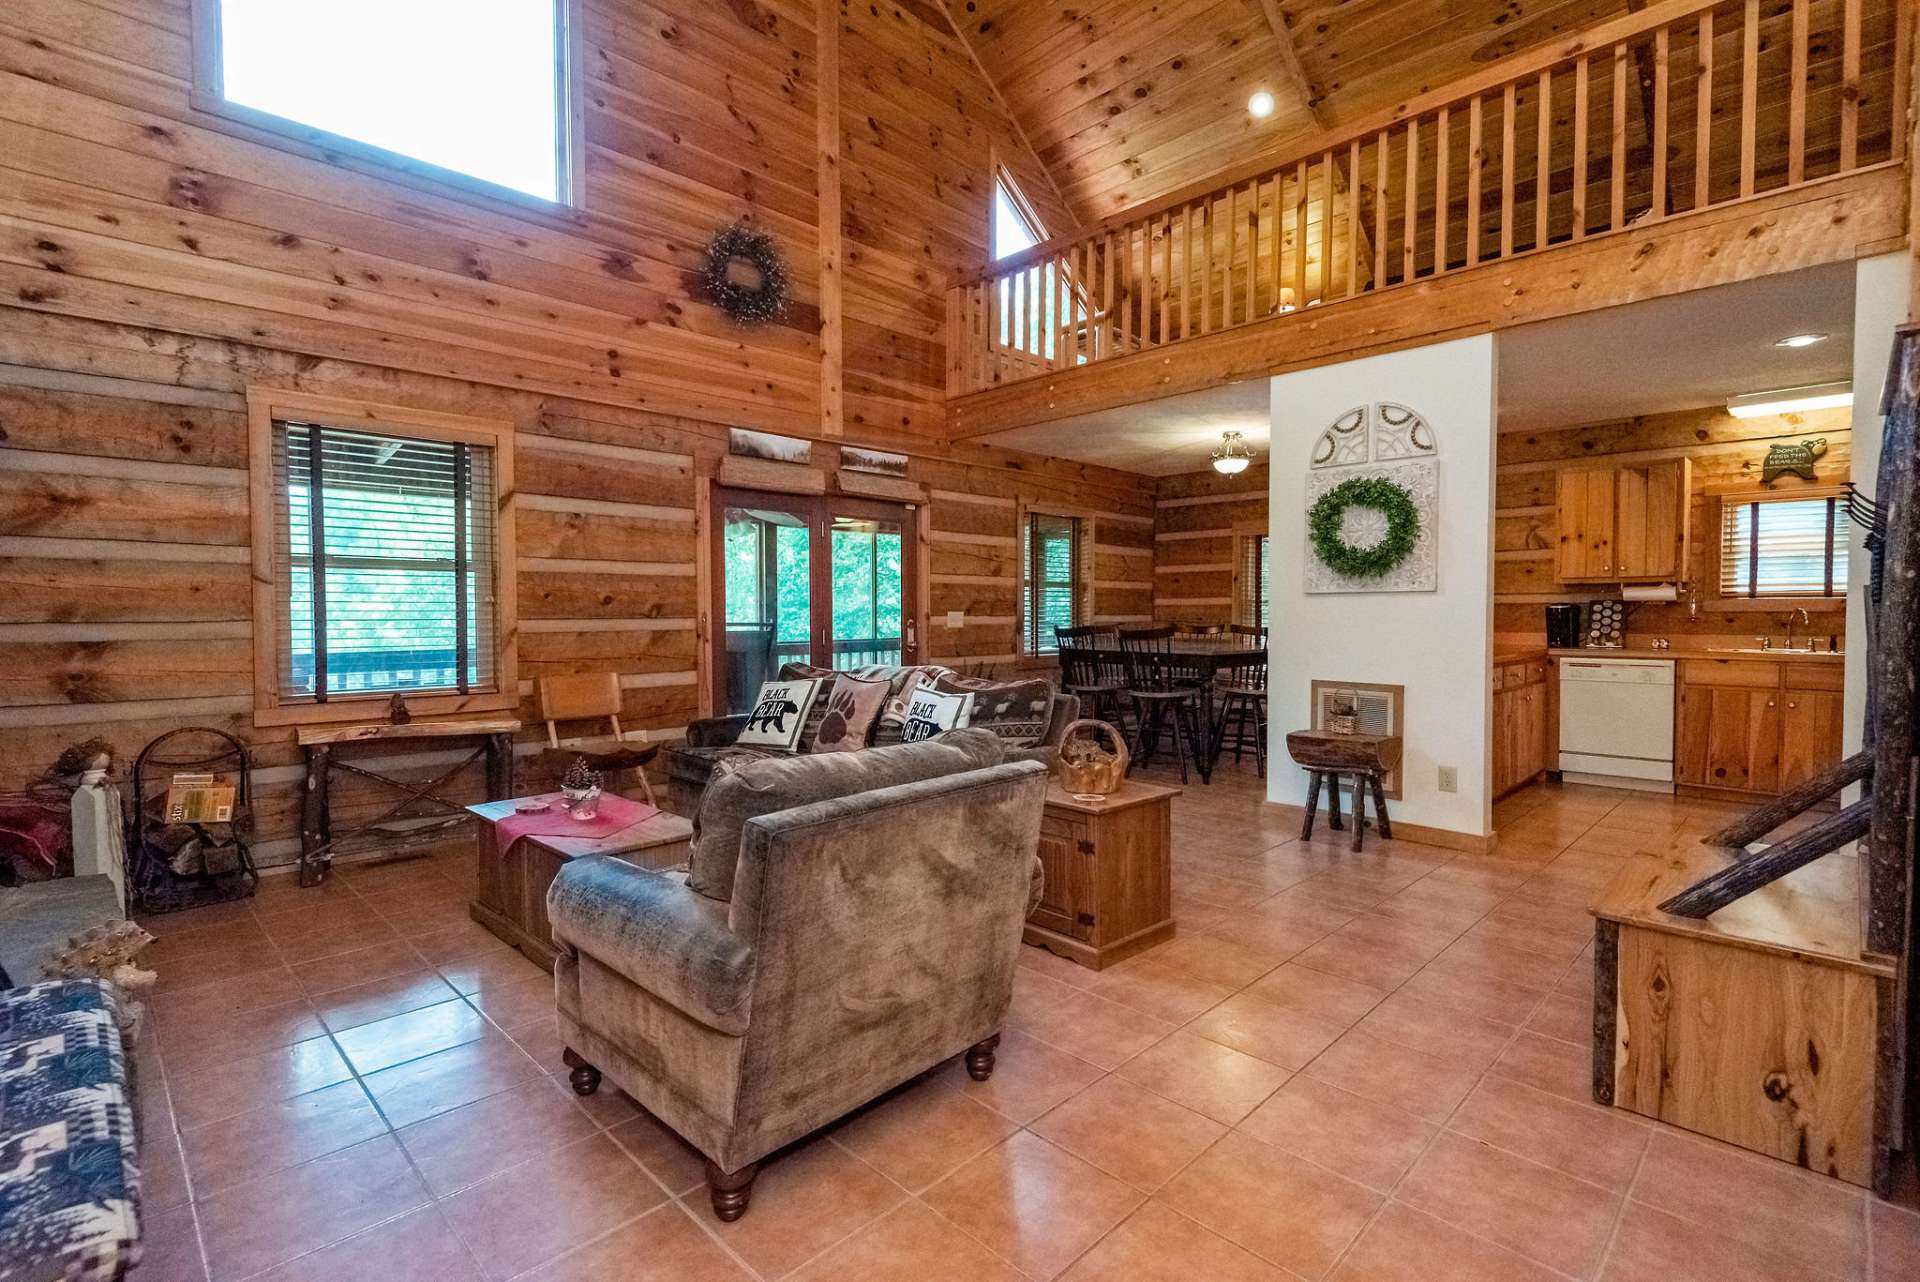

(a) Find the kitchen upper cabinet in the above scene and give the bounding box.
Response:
[1556,460,1690,583]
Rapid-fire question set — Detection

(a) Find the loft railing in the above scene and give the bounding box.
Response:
[947,0,1906,397]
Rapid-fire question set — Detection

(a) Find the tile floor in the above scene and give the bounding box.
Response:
[125,767,1920,1281]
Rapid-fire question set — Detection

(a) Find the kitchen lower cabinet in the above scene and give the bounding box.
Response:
[1675,658,1842,797]
[1780,687,1844,792]
[1493,658,1549,799]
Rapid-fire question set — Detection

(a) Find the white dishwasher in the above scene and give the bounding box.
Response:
[1557,657,1675,791]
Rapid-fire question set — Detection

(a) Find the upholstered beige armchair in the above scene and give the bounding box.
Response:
[546,737,1048,1221]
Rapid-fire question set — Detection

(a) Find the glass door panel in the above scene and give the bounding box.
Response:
[830,514,905,668]
[710,489,919,715]
[718,503,810,715]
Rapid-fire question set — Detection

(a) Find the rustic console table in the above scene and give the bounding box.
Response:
[296,717,519,886]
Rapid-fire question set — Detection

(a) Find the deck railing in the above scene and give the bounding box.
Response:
[948,0,1905,397]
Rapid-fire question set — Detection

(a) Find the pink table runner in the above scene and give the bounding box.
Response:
[492,792,661,857]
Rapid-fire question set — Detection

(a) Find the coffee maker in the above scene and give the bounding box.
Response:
[1544,603,1582,649]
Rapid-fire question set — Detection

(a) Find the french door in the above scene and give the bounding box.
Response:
[708,487,919,715]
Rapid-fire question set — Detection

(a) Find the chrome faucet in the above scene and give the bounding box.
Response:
[1785,607,1810,651]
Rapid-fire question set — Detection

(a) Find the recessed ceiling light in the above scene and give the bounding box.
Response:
[1247,90,1276,119]
[1774,333,1830,349]
[1727,381,1853,418]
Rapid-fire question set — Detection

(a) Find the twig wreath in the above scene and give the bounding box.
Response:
[1308,475,1421,578]
[701,222,790,325]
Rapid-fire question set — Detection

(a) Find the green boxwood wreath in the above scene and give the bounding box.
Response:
[1308,475,1421,578]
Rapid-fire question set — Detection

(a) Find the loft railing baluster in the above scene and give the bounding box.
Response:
[1404,116,1420,281]
[1501,82,1517,258]
[1787,0,1808,184]
[1467,98,1483,266]
[1435,106,1450,273]
[1293,162,1308,307]
[1740,0,1759,197]
[1536,71,1551,248]
[1348,139,1361,296]
[1652,26,1669,219]
[1696,10,1713,210]
[1181,206,1194,338]
[1611,43,1628,230]
[1374,131,1389,285]
[1840,0,1861,169]
[1573,57,1589,238]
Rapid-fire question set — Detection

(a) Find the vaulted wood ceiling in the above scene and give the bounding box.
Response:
[950,0,1640,224]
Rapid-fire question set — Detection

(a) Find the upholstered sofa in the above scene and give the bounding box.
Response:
[658,662,1077,813]
[546,730,1047,1221]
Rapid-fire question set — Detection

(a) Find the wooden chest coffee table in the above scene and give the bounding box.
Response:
[467,797,694,970]
[1025,780,1178,970]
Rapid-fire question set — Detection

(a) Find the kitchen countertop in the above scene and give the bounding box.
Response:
[1547,646,1844,663]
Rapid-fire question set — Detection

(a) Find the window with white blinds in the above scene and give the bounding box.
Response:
[272,420,499,701]
[1024,512,1082,654]
[1238,534,1271,629]
[1718,493,1847,599]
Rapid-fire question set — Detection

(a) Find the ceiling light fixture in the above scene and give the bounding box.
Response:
[1773,333,1831,349]
[1247,90,1276,119]
[1212,430,1254,474]
[1726,381,1853,418]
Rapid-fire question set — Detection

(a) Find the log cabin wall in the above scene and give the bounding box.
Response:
[1153,463,1270,629]
[0,312,1152,869]
[0,0,1154,868]
[1494,404,1854,649]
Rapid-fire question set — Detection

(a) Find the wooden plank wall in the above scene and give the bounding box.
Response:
[0,313,1151,867]
[1154,464,1269,628]
[0,0,1153,867]
[1494,404,1854,647]
[838,1,1073,438]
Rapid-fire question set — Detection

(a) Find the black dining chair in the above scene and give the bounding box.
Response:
[1117,625,1206,783]
[1214,628,1268,776]
[1056,625,1133,737]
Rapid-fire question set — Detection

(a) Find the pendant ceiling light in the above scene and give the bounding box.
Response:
[1211,430,1254,475]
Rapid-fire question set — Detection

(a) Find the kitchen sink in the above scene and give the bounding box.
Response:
[1706,646,1843,657]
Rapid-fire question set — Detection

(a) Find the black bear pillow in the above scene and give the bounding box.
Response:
[736,678,822,752]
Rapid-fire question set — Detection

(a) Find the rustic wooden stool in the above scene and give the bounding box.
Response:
[1285,729,1405,853]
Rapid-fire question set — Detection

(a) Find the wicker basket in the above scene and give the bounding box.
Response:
[1325,689,1361,736]
[1054,719,1130,796]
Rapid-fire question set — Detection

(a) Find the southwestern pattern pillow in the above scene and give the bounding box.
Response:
[934,674,1055,748]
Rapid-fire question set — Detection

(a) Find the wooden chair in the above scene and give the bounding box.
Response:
[1117,626,1205,783]
[1055,625,1132,736]
[1214,642,1267,776]
[536,672,658,805]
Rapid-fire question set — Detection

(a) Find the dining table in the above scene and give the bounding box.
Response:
[1078,637,1267,783]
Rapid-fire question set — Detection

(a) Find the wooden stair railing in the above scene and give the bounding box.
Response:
[947,0,1907,397]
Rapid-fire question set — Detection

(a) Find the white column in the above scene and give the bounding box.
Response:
[1266,334,1498,837]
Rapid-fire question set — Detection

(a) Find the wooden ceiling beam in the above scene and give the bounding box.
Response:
[1252,0,1330,126]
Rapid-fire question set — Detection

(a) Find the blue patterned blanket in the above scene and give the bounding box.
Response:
[0,981,140,1282]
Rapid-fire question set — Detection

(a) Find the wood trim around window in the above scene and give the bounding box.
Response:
[246,387,519,727]
[1230,519,1267,629]
[188,0,588,217]
[1017,499,1098,656]
[1708,484,1850,610]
